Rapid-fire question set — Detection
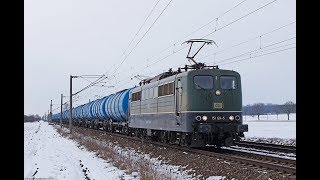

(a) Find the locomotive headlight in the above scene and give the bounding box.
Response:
[196,116,201,121]
[215,90,221,96]
[202,116,208,121]
[229,115,235,121]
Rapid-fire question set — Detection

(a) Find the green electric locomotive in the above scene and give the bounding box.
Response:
[128,39,248,147]
[129,64,248,147]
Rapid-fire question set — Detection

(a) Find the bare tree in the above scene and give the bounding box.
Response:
[24,114,42,122]
[34,114,41,119]
[273,105,281,120]
[282,101,296,120]
[252,103,265,120]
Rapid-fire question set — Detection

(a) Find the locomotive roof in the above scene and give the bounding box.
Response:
[139,67,238,86]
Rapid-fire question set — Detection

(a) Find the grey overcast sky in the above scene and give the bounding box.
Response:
[24,0,296,115]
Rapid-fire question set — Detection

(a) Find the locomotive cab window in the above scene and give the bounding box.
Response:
[220,76,237,90]
[194,75,213,89]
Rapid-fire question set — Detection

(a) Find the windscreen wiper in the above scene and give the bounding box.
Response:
[194,83,206,90]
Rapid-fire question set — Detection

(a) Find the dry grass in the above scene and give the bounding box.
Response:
[54,126,174,180]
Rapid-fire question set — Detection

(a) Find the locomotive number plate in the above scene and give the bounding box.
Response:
[213,102,223,109]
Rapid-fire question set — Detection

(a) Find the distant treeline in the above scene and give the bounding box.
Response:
[26,101,296,122]
[243,101,296,120]
[24,114,42,122]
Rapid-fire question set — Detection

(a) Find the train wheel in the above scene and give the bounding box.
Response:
[102,121,106,131]
[168,132,176,144]
[182,133,191,146]
[123,125,129,135]
[224,137,234,147]
[160,131,167,143]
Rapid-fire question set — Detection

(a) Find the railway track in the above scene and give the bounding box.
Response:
[199,147,296,175]
[156,143,296,176]
[57,124,296,177]
[233,140,296,154]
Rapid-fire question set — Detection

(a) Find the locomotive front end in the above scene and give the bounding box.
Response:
[187,69,248,147]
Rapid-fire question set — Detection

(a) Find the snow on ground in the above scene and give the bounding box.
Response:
[24,120,134,180]
[57,126,196,180]
[206,176,226,180]
[105,143,194,179]
[242,113,296,145]
[243,121,295,139]
[25,118,294,179]
[25,121,198,180]
[243,114,296,139]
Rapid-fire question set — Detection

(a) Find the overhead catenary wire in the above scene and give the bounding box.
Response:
[59,41,296,112]
[106,45,187,91]
[51,75,106,107]
[80,85,112,103]
[146,0,250,62]
[215,41,296,65]
[218,46,295,66]
[140,0,280,72]
[64,78,100,105]
[108,60,189,93]
[112,0,174,75]
[218,0,249,19]
[197,21,296,60]
[122,0,162,57]
[73,75,122,104]
[110,36,296,95]
[113,0,280,82]
[212,36,296,64]
[73,75,107,96]
[92,35,295,101]
[57,0,289,108]
[137,0,276,69]
[104,0,163,79]
[181,0,249,41]
[101,0,274,93]
[72,75,117,106]
[202,0,278,38]
[52,100,71,114]
[60,75,108,107]
[72,86,102,106]
[52,105,61,113]
[217,41,295,65]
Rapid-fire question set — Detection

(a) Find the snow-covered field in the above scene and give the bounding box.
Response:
[24,121,134,179]
[243,113,296,139]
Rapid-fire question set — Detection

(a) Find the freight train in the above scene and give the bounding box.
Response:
[52,39,248,147]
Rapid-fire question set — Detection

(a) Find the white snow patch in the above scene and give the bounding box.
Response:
[52,124,197,179]
[224,146,296,160]
[245,137,296,146]
[206,176,226,180]
[243,120,295,139]
[24,121,133,180]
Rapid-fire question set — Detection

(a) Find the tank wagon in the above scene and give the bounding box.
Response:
[52,89,132,131]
